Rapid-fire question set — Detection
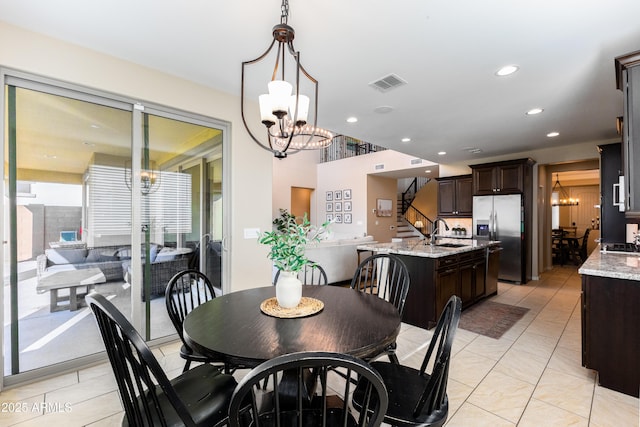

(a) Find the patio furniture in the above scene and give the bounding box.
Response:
[86,292,237,427]
[36,268,107,312]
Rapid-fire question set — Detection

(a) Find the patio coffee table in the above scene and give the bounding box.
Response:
[36,268,107,312]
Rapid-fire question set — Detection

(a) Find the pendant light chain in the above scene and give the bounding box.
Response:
[281,0,289,25]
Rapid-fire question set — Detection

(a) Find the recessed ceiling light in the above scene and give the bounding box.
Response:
[346,117,358,123]
[547,132,560,138]
[526,108,544,115]
[90,124,100,129]
[438,151,446,156]
[495,65,519,76]
[425,170,431,173]
[401,138,411,143]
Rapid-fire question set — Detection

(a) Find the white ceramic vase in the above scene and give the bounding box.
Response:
[276,271,302,308]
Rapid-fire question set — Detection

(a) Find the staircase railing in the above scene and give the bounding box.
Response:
[401,177,430,214]
[404,205,433,239]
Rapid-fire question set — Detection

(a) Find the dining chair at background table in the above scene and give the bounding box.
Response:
[165,269,233,373]
[352,295,462,427]
[351,253,410,363]
[86,292,237,427]
[228,351,389,427]
[274,261,328,286]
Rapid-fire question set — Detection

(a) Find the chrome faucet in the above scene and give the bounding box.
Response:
[430,217,450,245]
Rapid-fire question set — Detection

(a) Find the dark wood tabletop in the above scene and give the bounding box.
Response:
[183,285,402,368]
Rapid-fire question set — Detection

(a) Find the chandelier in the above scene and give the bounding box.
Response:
[124,161,161,195]
[551,173,578,206]
[241,0,333,159]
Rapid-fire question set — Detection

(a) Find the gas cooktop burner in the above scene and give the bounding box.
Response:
[601,242,640,254]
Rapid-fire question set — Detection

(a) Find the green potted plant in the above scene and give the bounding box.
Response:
[259,209,329,307]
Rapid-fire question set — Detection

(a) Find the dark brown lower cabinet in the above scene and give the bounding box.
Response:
[581,274,639,397]
[399,248,489,329]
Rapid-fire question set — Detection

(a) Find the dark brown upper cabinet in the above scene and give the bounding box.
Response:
[471,159,533,196]
[436,175,472,217]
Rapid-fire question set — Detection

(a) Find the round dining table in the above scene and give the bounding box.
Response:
[183,285,402,368]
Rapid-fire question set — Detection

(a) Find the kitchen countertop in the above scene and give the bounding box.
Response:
[578,245,640,281]
[357,237,500,258]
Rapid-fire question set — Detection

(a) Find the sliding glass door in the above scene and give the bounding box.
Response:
[2,71,227,385]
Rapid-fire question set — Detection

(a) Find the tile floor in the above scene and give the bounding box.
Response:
[0,265,638,426]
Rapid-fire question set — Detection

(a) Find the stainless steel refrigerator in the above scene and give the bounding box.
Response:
[473,194,524,284]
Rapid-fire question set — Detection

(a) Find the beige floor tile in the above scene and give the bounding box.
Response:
[533,367,595,418]
[445,402,515,427]
[589,385,640,427]
[77,362,112,383]
[519,398,588,426]
[449,349,496,388]
[547,345,596,382]
[45,372,118,406]
[0,373,78,403]
[524,318,566,340]
[467,370,534,422]
[464,335,515,361]
[511,330,559,360]
[493,346,548,385]
[445,378,474,415]
[0,393,44,425]
[8,391,122,427]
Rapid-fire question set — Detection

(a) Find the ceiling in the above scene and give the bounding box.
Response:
[2,0,640,167]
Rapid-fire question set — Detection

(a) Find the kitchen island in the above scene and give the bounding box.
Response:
[578,247,640,397]
[357,238,500,329]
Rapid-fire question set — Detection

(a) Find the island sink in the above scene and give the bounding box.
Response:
[434,243,468,248]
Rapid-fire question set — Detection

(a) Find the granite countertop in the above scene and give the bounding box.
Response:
[578,246,640,281]
[357,237,500,258]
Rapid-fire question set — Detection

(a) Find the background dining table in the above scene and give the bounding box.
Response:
[183,285,402,368]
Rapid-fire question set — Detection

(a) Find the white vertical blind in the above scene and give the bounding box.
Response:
[88,164,192,235]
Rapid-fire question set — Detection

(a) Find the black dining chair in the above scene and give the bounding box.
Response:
[86,292,237,427]
[165,269,235,373]
[567,228,591,264]
[351,253,410,363]
[228,351,389,427]
[274,261,328,286]
[352,295,462,427]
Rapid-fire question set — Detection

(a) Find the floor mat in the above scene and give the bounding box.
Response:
[458,300,529,339]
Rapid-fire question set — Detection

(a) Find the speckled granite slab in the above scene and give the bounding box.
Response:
[578,246,640,281]
[357,238,499,258]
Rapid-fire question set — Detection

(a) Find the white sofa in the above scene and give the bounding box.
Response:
[305,235,377,284]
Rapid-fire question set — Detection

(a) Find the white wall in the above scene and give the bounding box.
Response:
[272,150,320,224]
[0,21,273,292]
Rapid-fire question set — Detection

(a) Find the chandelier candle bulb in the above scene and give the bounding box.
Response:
[289,94,309,125]
[267,80,292,118]
[259,94,277,127]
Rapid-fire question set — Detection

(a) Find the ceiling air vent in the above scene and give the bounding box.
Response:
[411,158,423,165]
[374,163,385,170]
[369,74,407,92]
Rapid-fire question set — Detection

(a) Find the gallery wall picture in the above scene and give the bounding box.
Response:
[344,213,352,224]
[326,202,333,212]
[343,189,352,200]
[335,202,342,212]
[334,213,343,223]
[334,190,342,200]
[326,214,333,222]
[376,198,393,217]
[344,201,352,212]
[326,191,333,201]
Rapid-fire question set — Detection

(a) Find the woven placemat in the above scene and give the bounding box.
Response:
[260,297,324,318]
